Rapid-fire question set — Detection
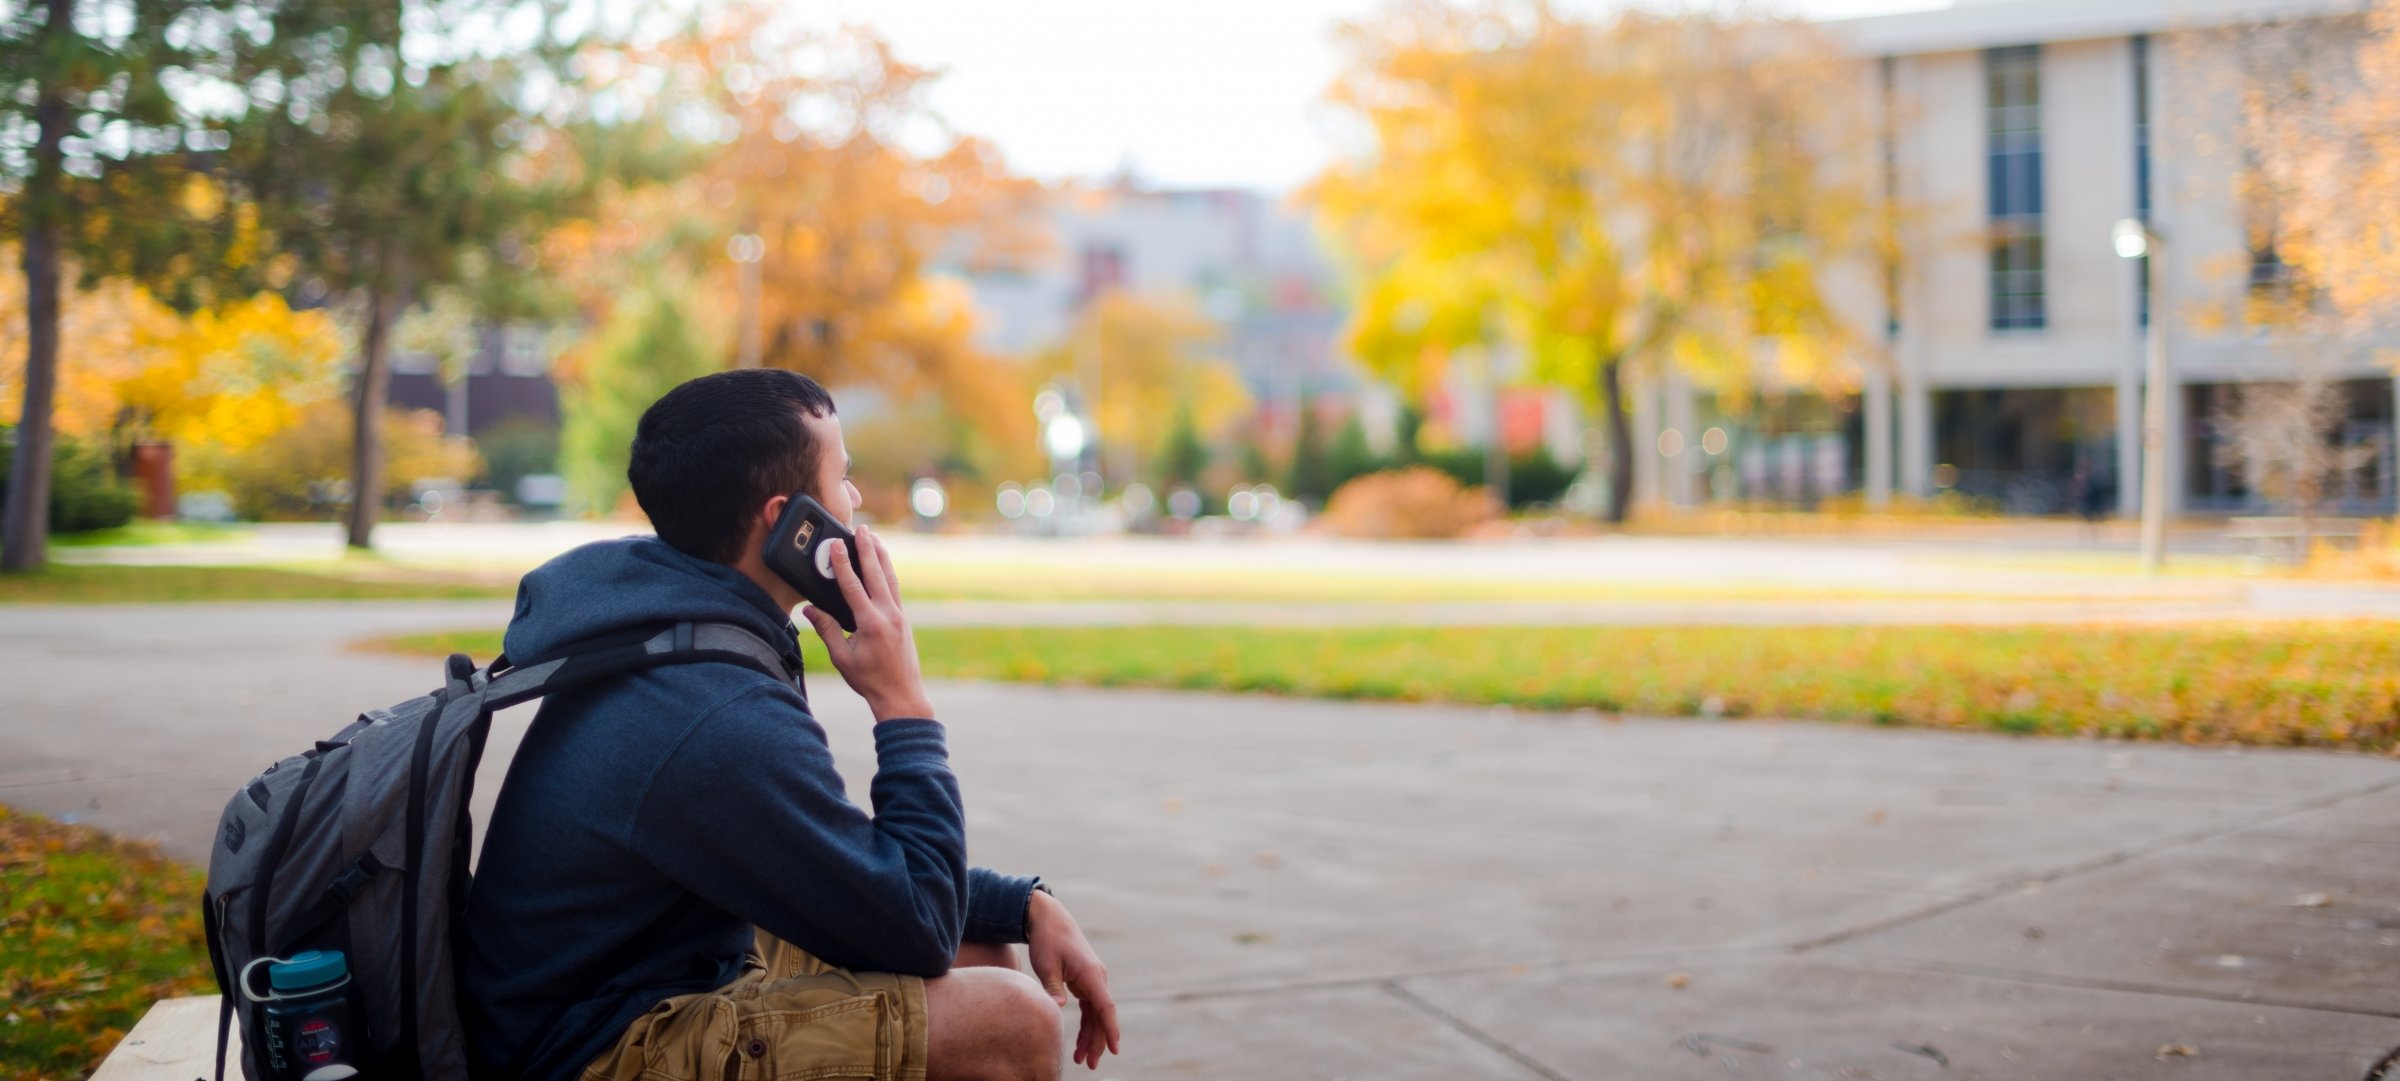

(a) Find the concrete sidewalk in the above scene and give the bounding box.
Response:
[4,603,2397,1078]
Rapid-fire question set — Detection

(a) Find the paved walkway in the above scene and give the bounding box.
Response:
[5,602,2398,1079]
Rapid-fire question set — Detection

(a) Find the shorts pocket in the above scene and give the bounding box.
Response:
[728,991,895,1081]
[582,994,704,1081]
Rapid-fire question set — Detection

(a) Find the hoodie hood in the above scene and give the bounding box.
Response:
[504,535,801,664]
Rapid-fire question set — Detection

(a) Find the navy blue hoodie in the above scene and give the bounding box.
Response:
[458,537,1038,1080]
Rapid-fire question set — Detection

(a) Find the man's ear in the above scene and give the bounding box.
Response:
[760,494,790,533]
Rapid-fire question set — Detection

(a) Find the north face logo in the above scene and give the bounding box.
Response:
[222,816,247,854]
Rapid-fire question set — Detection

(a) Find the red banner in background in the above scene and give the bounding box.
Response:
[1499,392,1546,454]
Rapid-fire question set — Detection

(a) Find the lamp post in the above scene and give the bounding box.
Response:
[728,234,765,369]
[1034,386,1089,531]
[2113,218,2169,574]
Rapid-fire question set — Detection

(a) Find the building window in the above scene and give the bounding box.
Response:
[1078,243,1126,304]
[1986,44,2045,331]
[2133,34,2151,327]
[502,324,548,377]
[2246,240,2304,323]
[1992,234,2045,330]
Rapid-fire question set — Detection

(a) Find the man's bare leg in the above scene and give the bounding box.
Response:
[924,960,1060,1081]
[953,941,1021,970]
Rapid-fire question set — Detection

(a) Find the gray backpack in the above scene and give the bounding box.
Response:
[202,621,803,1080]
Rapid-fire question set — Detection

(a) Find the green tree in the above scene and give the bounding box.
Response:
[0,426,136,534]
[559,286,722,517]
[1419,446,1576,509]
[1315,3,1884,523]
[1,0,232,570]
[1393,404,1425,465]
[1327,413,1380,493]
[1238,440,1272,488]
[1285,398,1335,503]
[474,417,560,503]
[217,0,594,549]
[1157,405,1209,489]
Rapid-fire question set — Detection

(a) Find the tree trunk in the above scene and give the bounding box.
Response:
[2295,463,2316,562]
[1598,354,1635,525]
[1,0,71,574]
[345,284,402,550]
[1484,367,1510,509]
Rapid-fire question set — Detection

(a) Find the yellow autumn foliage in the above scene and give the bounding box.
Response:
[1028,292,1254,458]
[0,249,343,465]
[2235,1,2400,329]
[206,401,479,521]
[0,804,213,1081]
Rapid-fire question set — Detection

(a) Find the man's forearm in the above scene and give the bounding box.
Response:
[965,866,1042,944]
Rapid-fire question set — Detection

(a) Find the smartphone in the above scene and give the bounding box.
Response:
[761,493,866,632]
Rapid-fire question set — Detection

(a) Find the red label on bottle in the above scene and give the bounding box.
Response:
[297,1017,340,1064]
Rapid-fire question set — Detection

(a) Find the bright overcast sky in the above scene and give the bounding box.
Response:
[817,0,1946,194]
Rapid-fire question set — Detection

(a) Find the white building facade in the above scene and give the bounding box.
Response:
[1653,0,2397,516]
[961,183,1351,416]
[962,184,1602,482]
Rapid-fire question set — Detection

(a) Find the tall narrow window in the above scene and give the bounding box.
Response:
[1987,45,2045,331]
[1078,243,1126,303]
[2133,34,2151,327]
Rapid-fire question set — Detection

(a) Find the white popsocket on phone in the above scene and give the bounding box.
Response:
[765,494,862,632]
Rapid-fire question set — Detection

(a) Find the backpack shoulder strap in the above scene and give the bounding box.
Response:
[475,621,800,713]
[687,622,799,683]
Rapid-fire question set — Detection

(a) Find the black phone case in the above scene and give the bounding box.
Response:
[761,493,865,632]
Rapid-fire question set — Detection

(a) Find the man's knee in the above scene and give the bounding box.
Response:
[926,967,1062,1081]
[987,968,1063,1062]
[954,940,1020,970]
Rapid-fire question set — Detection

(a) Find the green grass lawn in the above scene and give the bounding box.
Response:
[0,806,213,1081]
[0,564,515,604]
[370,621,2400,751]
[868,559,2215,604]
[2,556,2211,606]
[48,521,248,548]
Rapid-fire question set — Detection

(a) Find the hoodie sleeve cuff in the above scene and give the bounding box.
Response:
[871,718,950,767]
[965,868,1042,944]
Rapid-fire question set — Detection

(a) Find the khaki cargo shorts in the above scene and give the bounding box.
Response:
[581,931,931,1081]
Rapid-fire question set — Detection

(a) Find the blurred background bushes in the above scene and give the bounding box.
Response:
[195,404,480,522]
[0,430,137,535]
[1320,466,1499,539]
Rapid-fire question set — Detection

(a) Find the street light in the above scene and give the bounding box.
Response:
[728,234,765,369]
[1042,414,1088,462]
[2111,220,2148,260]
[2113,217,2169,574]
[909,478,946,522]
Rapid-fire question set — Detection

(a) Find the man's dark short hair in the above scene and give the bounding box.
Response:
[630,369,836,563]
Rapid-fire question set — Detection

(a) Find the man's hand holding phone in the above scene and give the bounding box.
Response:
[799,526,934,723]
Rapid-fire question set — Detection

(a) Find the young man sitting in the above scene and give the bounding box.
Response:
[460,369,1118,1081]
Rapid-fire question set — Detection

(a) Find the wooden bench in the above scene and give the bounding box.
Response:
[92,996,238,1081]
[2224,515,2368,561]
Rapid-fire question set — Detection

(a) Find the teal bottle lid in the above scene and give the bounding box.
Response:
[269,950,348,992]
